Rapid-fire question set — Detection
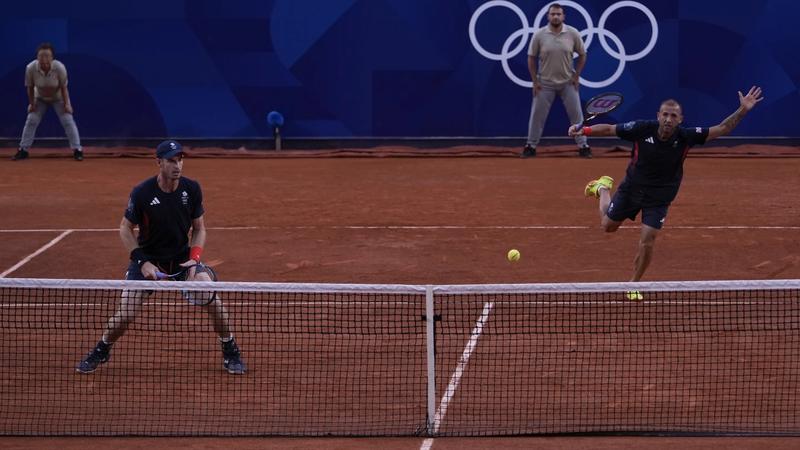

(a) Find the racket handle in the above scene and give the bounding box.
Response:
[155,271,167,280]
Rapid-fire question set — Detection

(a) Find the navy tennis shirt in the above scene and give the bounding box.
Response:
[124,176,204,261]
[615,120,709,203]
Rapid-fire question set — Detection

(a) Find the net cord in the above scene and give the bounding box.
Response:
[1,277,798,294]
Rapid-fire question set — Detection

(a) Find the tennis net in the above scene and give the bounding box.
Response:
[0,278,798,436]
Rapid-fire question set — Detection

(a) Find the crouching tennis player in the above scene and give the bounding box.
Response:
[77,140,247,374]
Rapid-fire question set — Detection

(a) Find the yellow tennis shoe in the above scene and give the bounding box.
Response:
[584,175,614,198]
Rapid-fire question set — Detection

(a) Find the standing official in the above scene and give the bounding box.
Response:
[522,3,590,158]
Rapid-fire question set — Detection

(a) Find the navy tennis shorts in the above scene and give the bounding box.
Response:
[606,186,669,230]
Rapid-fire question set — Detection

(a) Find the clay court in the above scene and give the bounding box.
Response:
[1,145,799,449]
[3,145,799,282]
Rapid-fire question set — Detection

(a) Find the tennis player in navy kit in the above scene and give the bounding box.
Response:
[77,140,247,374]
[570,86,764,290]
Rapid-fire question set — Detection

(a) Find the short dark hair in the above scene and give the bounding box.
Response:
[548,3,564,12]
[660,98,683,113]
[36,42,55,57]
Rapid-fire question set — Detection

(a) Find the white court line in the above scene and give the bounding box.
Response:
[420,301,494,450]
[431,301,494,434]
[0,226,261,233]
[0,230,74,278]
[0,225,799,233]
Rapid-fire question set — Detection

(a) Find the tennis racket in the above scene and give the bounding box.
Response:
[581,91,624,124]
[154,258,224,280]
[155,259,224,307]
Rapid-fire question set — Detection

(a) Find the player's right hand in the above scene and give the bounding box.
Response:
[141,262,159,280]
[27,104,35,113]
[533,83,542,96]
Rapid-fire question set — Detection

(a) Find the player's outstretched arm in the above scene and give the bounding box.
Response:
[568,123,616,137]
[707,86,764,142]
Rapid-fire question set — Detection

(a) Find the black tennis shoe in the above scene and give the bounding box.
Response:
[11,148,29,161]
[521,144,536,158]
[76,346,110,374]
[221,339,247,375]
[73,149,84,161]
[579,146,592,158]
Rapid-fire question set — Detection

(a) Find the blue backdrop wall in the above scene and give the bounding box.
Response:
[1,0,797,139]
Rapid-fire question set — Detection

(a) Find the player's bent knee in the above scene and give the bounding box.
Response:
[600,216,621,232]
[121,288,148,305]
[639,235,657,250]
[190,272,214,282]
[202,294,223,308]
[640,226,659,245]
[601,221,620,233]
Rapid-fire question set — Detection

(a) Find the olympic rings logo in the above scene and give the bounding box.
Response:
[469,0,658,88]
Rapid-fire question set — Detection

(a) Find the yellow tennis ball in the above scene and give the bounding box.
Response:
[626,290,644,301]
[507,249,521,262]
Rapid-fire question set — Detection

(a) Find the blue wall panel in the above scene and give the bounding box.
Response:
[0,0,796,138]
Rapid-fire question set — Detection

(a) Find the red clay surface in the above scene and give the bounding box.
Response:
[1,150,799,449]
[2,155,799,283]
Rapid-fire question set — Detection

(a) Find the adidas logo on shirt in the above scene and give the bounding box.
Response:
[150,197,161,206]
[645,136,655,144]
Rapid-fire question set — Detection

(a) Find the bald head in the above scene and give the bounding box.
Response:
[660,99,683,114]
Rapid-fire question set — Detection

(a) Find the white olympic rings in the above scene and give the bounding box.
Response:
[468,0,658,88]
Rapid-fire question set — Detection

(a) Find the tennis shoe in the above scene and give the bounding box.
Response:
[584,175,614,198]
[224,353,247,375]
[221,339,247,375]
[520,144,536,158]
[76,347,110,374]
[11,148,29,161]
[73,149,83,161]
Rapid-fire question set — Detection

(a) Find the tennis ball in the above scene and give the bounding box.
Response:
[626,290,644,301]
[507,249,521,262]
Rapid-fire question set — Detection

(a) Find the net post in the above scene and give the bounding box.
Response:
[425,285,436,436]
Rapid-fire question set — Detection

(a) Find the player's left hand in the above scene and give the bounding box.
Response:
[180,259,198,280]
[570,73,580,89]
[738,86,763,111]
[64,103,73,114]
[568,124,583,136]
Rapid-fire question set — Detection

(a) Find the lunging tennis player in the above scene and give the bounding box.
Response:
[571,87,764,295]
[77,140,247,374]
